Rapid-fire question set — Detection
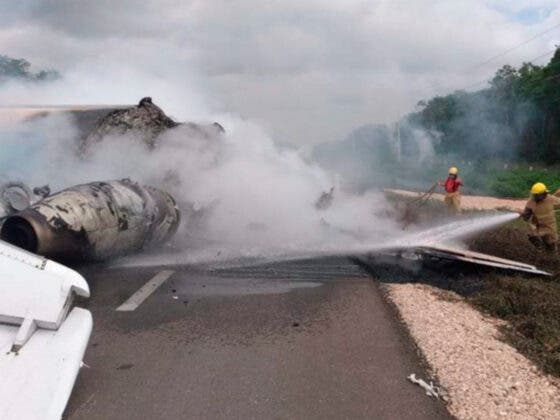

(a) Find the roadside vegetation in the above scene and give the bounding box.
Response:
[0,54,59,84]
[410,48,560,164]
[468,224,560,378]
[402,47,560,198]
[387,193,560,378]
[393,161,560,198]
[315,47,560,199]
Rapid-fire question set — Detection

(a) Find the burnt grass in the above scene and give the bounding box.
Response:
[385,193,560,378]
[467,224,560,378]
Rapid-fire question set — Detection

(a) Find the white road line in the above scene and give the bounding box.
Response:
[116,270,175,311]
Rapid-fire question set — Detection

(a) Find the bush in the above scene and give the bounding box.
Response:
[488,167,560,198]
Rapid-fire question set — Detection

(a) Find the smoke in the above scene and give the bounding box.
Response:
[0,56,211,124]
[0,49,527,265]
[4,1,559,147]
[0,100,404,263]
[311,118,440,193]
[407,127,436,164]
[0,92,526,270]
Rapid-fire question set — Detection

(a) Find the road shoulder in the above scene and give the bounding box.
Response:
[384,282,560,419]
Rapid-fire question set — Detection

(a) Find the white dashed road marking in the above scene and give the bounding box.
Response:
[116,270,175,311]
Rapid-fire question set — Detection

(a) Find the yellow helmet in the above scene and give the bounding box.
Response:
[448,167,458,175]
[530,182,549,195]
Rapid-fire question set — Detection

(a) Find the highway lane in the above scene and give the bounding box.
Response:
[65,257,450,419]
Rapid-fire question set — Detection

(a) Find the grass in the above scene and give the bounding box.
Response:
[488,167,560,198]
[469,273,560,376]
[386,192,560,377]
[467,222,560,377]
[388,159,560,198]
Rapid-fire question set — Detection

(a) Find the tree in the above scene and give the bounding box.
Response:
[407,47,560,163]
[0,54,60,83]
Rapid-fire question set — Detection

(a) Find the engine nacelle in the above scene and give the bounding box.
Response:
[0,179,180,261]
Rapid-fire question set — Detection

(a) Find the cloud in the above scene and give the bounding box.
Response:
[1,0,559,144]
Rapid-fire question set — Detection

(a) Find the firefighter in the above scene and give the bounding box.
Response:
[520,182,560,253]
[439,166,462,214]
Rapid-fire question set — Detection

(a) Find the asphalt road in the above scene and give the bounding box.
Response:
[65,257,450,420]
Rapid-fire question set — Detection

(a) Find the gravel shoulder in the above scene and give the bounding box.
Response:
[385,283,560,420]
[385,189,526,212]
[382,189,560,419]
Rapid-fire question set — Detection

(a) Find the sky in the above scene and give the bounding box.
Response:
[0,0,559,146]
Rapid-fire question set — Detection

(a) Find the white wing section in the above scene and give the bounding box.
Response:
[414,245,551,276]
[0,309,92,420]
[0,240,92,420]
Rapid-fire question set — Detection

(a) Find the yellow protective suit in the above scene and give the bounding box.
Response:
[444,192,461,214]
[521,193,560,251]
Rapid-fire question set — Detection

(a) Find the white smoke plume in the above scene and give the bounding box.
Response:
[0,101,401,263]
[0,57,517,266]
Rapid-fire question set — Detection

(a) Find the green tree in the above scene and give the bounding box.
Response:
[0,54,60,83]
[408,47,560,164]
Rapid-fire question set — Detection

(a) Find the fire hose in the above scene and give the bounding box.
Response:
[401,182,439,230]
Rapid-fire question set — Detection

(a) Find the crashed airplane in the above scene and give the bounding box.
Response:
[0,179,180,261]
[0,99,553,419]
[0,98,226,263]
[0,99,550,275]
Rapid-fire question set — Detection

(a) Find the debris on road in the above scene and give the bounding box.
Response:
[315,187,334,210]
[0,181,37,219]
[413,245,550,276]
[407,373,439,398]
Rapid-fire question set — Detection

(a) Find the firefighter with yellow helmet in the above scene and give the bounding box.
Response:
[520,182,560,252]
[439,166,462,213]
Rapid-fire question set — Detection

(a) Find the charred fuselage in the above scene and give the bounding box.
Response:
[0,180,180,261]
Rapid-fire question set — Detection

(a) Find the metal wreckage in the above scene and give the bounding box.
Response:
[0,97,551,420]
[0,97,222,262]
[0,98,215,419]
[0,97,552,274]
[1,101,199,418]
[1,179,180,261]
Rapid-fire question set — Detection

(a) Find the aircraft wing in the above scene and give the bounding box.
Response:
[363,243,551,276]
[412,244,551,276]
[0,240,92,420]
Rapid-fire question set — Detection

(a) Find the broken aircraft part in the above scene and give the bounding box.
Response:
[0,240,92,420]
[362,244,551,276]
[0,182,35,219]
[315,187,334,210]
[0,179,180,261]
[78,97,225,155]
[407,374,439,398]
[413,245,551,276]
[81,97,179,153]
[2,101,226,163]
[32,184,51,199]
